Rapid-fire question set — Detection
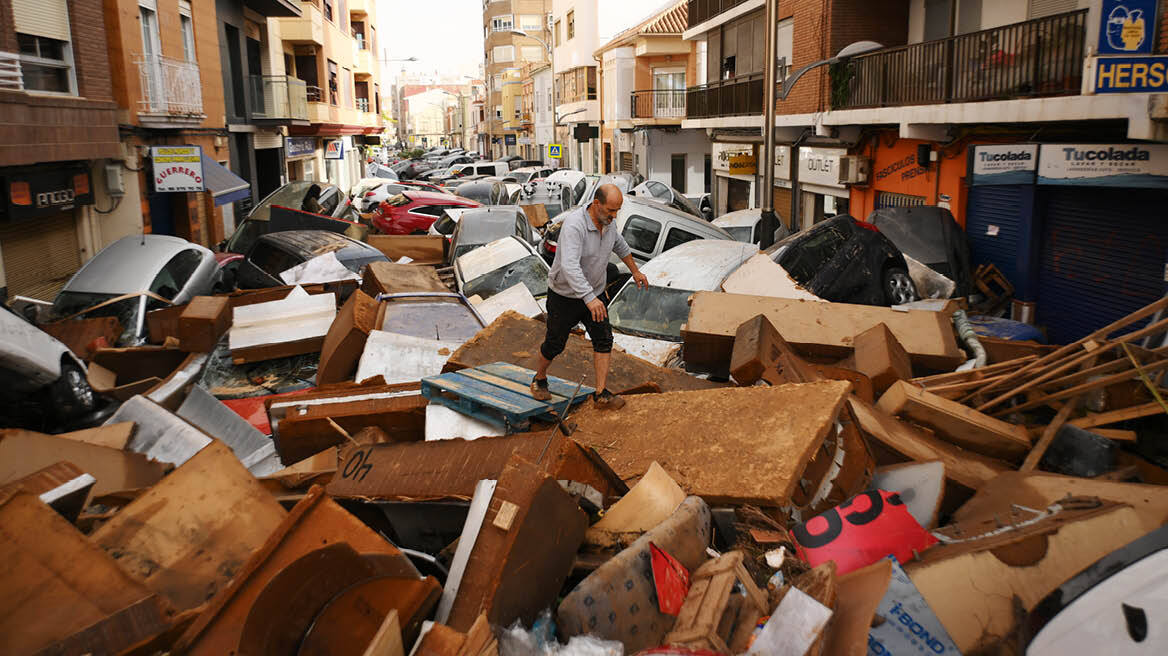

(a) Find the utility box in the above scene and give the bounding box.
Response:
[837,155,870,184]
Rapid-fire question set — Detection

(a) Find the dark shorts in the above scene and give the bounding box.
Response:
[540,289,614,359]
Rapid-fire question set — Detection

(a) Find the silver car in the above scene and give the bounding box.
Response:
[0,304,96,424]
[51,235,219,345]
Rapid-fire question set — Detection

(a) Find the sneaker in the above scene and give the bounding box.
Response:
[530,377,551,401]
[593,389,626,410]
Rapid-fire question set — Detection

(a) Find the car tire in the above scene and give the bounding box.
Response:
[50,362,96,418]
[883,267,918,306]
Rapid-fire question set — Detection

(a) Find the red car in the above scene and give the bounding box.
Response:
[371,191,481,235]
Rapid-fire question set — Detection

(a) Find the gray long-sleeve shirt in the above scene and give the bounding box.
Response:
[547,206,632,303]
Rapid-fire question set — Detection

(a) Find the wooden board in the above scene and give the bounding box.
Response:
[852,322,913,396]
[848,398,1009,492]
[953,470,1168,527]
[569,381,850,505]
[361,261,448,297]
[0,428,166,496]
[682,291,965,371]
[54,421,136,449]
[91,441,286,612]
[446,310,720,394]
[40,316,123,360]
[876,381,1032,461]
[367,234,447,265]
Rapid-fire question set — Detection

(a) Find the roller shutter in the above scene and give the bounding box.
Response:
[966,185,1027,290]
[0,211,82,300]
[1036,187,1168,344]
[11,0,72,42]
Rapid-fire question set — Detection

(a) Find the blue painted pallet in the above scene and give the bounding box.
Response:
[421,362,594,432]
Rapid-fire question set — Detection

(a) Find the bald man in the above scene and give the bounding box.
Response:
[531,183,648,409]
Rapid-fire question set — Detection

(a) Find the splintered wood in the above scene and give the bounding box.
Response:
[570,381,851,505]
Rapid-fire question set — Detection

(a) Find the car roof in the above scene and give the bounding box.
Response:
[455,208,522,241]
[510,166,547,173]
[256,230,379,259]
[638,240,760,290]
[456,236,537,281]
[546,169,585,184]
[622,196,721,226]
[404,190,480,204]
[713,208,762,229]
[61,235,210,295]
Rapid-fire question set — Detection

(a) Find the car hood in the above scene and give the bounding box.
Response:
[60,236,210,295]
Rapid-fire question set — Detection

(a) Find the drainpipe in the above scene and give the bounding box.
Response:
[758,0,779,248]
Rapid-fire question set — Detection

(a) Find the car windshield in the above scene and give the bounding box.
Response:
[725,226,754,242]
[52,291,168,346]
[249,182,318,223]
[224,218,269,254]
[339,253,387,274]
[462,255,548,301]
[510,171,534,184]
[199,341,318,399]
[608,284,695,341]
[380,300,483,341]
[432,214,458,235]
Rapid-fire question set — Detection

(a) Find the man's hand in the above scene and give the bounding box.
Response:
[632,270,649,289]
[586,297,608,322]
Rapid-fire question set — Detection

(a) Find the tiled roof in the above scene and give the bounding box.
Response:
[598,0,687,53]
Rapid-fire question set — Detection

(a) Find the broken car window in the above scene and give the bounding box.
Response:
[462,255,548,301]
[608,284,694,341]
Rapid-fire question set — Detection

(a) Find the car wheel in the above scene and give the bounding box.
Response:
[51,363,96,418]
[883,267,918,306]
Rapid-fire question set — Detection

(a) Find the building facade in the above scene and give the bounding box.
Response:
[482,0,552,160]
[550,0,600,171]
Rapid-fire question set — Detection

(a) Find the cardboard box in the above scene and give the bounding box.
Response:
[87,346,192,402]
[179,296,231,353]
[317,289,383,385]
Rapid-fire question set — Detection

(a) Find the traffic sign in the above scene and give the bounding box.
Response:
[548,144,563,159]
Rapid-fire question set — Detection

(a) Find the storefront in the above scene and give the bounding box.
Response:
[848,133,970,226]
[0,165,94,300]
[794,147,851,229]
[285,136,318,184]
[712,143,757,216]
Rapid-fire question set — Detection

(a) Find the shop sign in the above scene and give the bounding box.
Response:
[285,137,316,159]
[798,147,847,188]
[1038,144,1168,188]
[324,139,344,160]
[152,146,204,193]
[773,145,792,180]
[518,136,532,145]
[1098,0,1157,55]
[504,134,517,146]
[1094,55,1168,93]
[969,144,1038,186]
[713,143,754,174]
[5,168,94,219]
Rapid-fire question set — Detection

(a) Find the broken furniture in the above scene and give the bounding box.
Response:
[230,286,336,364]
[86,346,198,403]
[422,362,594,433]
[0,426,167,497]
[663,550,768,654]
[178,295,231,353]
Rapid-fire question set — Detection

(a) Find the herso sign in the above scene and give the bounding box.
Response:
[152,146,204,193]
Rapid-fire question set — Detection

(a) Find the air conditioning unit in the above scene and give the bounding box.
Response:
[837,155,870,185]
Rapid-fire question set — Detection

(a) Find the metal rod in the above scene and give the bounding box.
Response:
[759,0,778,248]
[538,374,587,463]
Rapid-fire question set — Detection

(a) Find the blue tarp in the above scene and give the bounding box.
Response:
[200,153,251,206]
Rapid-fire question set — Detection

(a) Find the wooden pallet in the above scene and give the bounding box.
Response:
[421,362,595,432]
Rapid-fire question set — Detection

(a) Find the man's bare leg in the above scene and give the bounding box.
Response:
[594,351,610,394]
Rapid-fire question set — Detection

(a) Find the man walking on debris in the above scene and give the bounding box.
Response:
[530,183,648,409]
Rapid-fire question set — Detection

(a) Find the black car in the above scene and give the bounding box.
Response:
[765,215,918,306]
[235,230,388,290]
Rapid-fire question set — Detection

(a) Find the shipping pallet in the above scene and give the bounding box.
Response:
[421,362,594,433]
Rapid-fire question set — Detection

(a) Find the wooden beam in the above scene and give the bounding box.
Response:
[910,356,1036,388]
[992,358,1168,416]
[1070,401,1167,429]
[1020,395,1082,472]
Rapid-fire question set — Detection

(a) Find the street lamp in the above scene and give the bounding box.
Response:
[758,8,884,248]
[511,29,554,161]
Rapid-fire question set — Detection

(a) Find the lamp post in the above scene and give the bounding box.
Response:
[757,0,884,247]
[511,29,555,162]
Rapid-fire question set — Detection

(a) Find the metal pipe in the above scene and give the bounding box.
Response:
[759,0,779,248]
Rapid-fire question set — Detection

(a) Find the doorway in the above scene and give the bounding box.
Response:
[671,154,686,192]
[255,148,283,199]
[148,189,175,236]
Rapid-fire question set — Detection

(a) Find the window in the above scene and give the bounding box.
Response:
[780,227,846,283]
[646,181,670,200]
[663,227,701,253]
[554,20,561,46]
[567,10,575,39]
[622,216,661,254]
[495,105,502,118]
[521,46,542,62]
[493,45,514,63]
[327,60,338,104]
[410,205,448,217]
[492,74,501,91]
[519,14,543,31]
[16,33,75,94]
[352,20,365,49]
[491,15,513,32]
[151,250,205,298]
[323,0,333,21]
[179,0,196,62]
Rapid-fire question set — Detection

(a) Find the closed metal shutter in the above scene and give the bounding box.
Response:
[11,0,71,42]
[0,212,82,300]
[875,191,926,209]
[1037,188,1168,344]
[967,185,1027,290]
[254,131,282,150]
[1028,0,1079,20]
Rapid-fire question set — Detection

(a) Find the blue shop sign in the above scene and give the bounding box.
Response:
[1098,0,1158,55]
[286,137,316,159]
[1095,55,1168,93]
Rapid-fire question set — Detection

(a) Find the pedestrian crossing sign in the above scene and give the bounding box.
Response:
[548,144,563,159]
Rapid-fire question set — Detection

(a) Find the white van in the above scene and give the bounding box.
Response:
[468,162,511,177]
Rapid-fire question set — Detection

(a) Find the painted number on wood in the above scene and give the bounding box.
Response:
[341,448,373,482]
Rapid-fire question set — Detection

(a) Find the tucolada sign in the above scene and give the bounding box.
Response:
[969,145,1037,186]
[1038,144,1168,188]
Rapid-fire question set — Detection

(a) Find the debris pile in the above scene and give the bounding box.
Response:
[4,277,1168,656]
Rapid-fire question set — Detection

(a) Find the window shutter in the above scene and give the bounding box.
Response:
[1028,0,1079,19]
[12,0,72,42]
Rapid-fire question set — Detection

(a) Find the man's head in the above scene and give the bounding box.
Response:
[589,183,624,227]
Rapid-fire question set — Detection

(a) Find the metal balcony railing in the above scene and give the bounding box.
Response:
[685,72,763,119]
[687,0,752,29]
[136,54,203,115]
[248,75,309,121]
[834,9,1088,110]
[306,85,324,102]
[0,51,23,91]
[631,89,686,119]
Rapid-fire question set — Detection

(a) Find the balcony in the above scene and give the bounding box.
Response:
[687,0,752,30]
[631,89,686,122]
[0,52,22,90]
[685,72,762,119]
[834,9,1087,110]
[354,47,374,75]
[280,1,324,45]
[136,54,205,126]
[248,75,309,123]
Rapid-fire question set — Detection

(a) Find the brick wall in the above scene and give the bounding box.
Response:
[1159,0,1168,54]
[69,0,115,102]
[0,0,15,51]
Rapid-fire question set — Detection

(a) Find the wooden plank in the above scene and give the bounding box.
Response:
[1020,395,1082,472]
[911,356,1036,387]
[475,362,587,398]
[993,357,1168,416]
[424,374,547,415]
[853,322,913,396]
[1088,428,1138,442]
[455,368,568,403]
[876,381,1032,461]
[848,398,1009,492]
[1069,401,1166,429]
[362,609,404,656]
[0,428,167,497]
[53,422,136,450]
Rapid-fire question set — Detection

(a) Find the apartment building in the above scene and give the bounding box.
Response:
[0,0,120,300]
[550,0,600,171]
[276,0,385,194]
[682,0,1168,342]
[595,0,709,194]
[404,87,456,147]
[483,0,552,159]
[531,61,554,162]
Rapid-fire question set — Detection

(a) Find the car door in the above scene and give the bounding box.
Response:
[619,214,663,264]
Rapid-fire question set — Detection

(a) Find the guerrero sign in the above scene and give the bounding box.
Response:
[1038,144,1168,189]
[152,146,204,193]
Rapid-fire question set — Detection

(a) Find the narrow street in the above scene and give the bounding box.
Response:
[2,1,1168,655]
